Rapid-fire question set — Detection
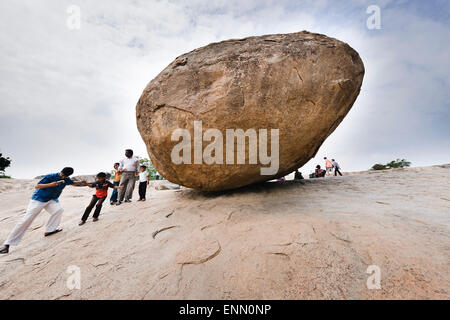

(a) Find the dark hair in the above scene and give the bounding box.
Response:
[324,157,327,159]
[114,162,120,166]
[316,165,321,169]
[97,172,107,178]
[331,159,335,161]
[125,149,133,156]
[61,167,74,176]
[140,165,147,170]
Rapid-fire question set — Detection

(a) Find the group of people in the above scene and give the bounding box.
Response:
[109,149,150,206]
[0,149,149,254]
[313,157,342,178]
[279,158,341,181]
[0,150,343,254]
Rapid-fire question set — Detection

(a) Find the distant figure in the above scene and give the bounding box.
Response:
[110,162,121,205]
[155,172,161,180]
[314,165,326,178]
[117,149,140,205]
[0,167,87,254]
[138,165,149,201]
[332,159,343,176]
[324,157,333,176]
[79,172,122,226]
[294,170,304,180]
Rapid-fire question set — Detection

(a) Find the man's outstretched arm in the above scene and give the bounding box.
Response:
[35,181,64,189]
[35,180,87,188]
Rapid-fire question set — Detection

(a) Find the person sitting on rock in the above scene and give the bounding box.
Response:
[314,165,326,178]
[0,167,87,254]
[294,169,304,180]
[79,172,122,226]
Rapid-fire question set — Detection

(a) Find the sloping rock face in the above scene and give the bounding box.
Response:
[136,31,364,191]
[150,180,181,190]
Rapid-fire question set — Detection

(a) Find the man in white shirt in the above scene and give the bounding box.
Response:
[117,149,140,205]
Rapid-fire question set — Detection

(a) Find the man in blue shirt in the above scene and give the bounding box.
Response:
[0,167,87,254]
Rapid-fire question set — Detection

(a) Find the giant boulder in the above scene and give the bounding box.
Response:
[136,31,364,191]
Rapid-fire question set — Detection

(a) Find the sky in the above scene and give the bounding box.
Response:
[0,0,449,178]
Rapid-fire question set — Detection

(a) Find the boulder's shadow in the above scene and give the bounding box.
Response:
[179,177,345,199]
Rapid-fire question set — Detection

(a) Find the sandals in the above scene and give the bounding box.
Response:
[44,229,63,237]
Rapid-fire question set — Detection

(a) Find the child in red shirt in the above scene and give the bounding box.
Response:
[79,172,122,225]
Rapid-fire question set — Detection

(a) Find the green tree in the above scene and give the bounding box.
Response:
[370,163,387,171]
[386,158,411,169]
[371,158,411,171]
[0,152,12,176]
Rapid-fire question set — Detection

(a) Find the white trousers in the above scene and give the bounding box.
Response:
[4,199,64,246]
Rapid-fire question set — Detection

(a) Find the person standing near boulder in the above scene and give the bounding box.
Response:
[110,162,121,205]
[117,149,140,205]
[0,167,87,254]
[332,159,343,176]
[137,165,149,201]
[324,157,333,176]
[314,165,326,178]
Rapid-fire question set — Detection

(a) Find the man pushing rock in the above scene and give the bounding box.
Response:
[0,167,87,254]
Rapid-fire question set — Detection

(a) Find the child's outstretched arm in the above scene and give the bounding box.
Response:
[72,180,88,186]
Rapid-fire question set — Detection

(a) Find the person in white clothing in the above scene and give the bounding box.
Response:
[138,165,149,201]
[117,149,140,204]
[0,167,87,254]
